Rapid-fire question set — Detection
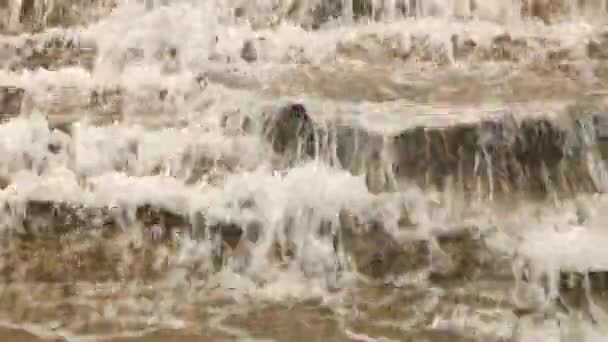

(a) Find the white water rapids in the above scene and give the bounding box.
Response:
[3,0,608,341]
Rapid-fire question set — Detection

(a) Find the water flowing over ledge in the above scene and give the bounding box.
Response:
[4,1,608,341]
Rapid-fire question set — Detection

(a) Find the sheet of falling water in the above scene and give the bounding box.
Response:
[2,0,608,341]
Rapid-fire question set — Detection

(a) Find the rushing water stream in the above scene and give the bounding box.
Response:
[4,0,608,341]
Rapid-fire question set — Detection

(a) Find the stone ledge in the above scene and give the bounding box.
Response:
[267,102,608,196]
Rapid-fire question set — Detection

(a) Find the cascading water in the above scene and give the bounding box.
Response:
[3,0,608,341]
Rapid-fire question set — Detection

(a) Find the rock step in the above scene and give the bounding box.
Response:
[2,95,608,197]
[0,0,117,35]
[0,85,122,118]
[4,197,608,320]
[511,267,608,320]
[3,27,608,73]
[1,0,602,36]
[269,103,608,196]
[238,0,605,28]
[8,196,608,319]
[0,198,505,285]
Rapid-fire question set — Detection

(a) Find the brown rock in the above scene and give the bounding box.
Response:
[1,0,117,35]
[521,0,561,24]
[487,34,529,61]
[451,34,477,60]
[588,33,608,60]
[337,210,497,281]
[240,39,259,63]
[0,176,9,190]
[0,86,24,115]
[263,103,317,159]
[388,114,603,196]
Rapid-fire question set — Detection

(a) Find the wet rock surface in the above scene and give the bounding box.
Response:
[240,39,260,63]
[0,198,507,285]
[388,115,601,195]
[483,34,530,62]
[0,101,553,289]
[558,271,608,318]
[263,103,317,160]
[520,0,560,24]
[0,0,117,35]
[588,33,608,60]
[3,99,608,200]
[263,102,608,196]
[507,264,608,322]
[0,36,99,71]
[5,201,187,238]
[0,86,24,115]
[338,216,502,282]
[254,0,572,29]
[2,28,606,75]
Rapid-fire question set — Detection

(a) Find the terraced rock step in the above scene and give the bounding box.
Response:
[237,0,606,28]
[389,117,597,194]
[507,265,608,322]
[4,194,607,322]
[3,26,608,73]
[0,99,607,320]
[2,99,608,197]
[0,198,504,284]
[267,102,608,196]
[0,0,117,34]
[2,0,605,36]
